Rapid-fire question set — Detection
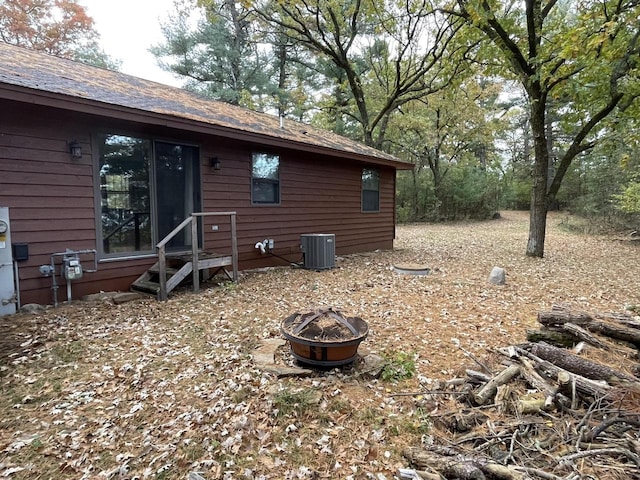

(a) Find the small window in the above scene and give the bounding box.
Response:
[362,168,380,212]
[252,153,280,205]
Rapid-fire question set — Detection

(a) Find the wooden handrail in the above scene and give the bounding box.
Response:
[156,211,238,300]
[157,216,194,249]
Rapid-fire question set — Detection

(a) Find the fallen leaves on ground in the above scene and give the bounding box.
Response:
[0,211,638,479]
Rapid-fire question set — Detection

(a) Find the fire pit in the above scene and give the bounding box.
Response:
[281,307,369,366]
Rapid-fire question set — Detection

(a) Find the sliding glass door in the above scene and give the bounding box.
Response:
[155,142,200,250]
[98,135,201,256]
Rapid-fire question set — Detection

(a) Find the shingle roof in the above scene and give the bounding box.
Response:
[0,42,412,169]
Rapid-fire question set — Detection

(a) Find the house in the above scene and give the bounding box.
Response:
[0,42,413,310]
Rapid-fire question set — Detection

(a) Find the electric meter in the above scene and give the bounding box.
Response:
[0,221,7,234]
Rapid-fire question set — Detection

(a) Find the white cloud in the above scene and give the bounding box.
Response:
[79,0,183,86]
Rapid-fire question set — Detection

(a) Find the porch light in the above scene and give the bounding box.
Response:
[210,157,221,170]
[69,140,82,159]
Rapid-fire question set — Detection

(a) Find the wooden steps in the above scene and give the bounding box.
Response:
[132,212,238,300]
[131,252,233,299]
[131,279,161,295]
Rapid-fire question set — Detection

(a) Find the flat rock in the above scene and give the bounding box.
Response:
[253,339,313,377]
[19,303,45,314]
[360,353,386,379]
[82,291,119,301]
[113,292,143,304]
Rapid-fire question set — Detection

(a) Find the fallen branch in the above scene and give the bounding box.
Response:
[512,467,564,480]
[559,447,640,467]
[473,365,521,406]
[561,323,611,350]
[582,415,640,443]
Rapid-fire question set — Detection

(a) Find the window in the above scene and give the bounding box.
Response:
[252,153,280,205]
[362,168,380,212]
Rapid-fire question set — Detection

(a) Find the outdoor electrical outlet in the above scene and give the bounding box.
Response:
[211,225,219,231]
[268,239,274,249]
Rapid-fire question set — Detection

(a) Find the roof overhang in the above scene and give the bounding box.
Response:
[0,83,414,171]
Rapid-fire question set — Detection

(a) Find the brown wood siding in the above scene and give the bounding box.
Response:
[199,141,396,267]
[1,101,397,306]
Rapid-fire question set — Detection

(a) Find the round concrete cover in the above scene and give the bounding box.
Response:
[393,263,431,275]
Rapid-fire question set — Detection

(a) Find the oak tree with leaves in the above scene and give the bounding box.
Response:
[0,0,118,68]
[451,0,640,257]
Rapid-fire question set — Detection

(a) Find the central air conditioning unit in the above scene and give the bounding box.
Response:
[300,234,335,270]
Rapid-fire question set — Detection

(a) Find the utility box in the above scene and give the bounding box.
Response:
[0,207,16,316]
[300,234,335,270]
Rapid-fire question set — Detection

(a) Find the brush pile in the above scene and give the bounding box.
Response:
[401,305,640,480]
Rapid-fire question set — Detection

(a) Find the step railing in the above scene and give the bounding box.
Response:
[156,212,238,301]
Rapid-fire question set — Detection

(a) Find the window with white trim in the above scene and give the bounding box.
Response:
[252,153,280,205]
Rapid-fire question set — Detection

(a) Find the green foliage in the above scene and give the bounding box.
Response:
[153,0,277,108]
[501,178,531,211]
[613,182,640,214]
[392,79,504,222]
[553,121,640,231]
[457,0,640,256]
[397,160,502,222]
[0,0,119,68]
[257,0,472,147]
[381,351,416,382]
[72,41,121,70]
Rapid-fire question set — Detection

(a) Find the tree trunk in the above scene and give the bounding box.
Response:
[526,90,549,258]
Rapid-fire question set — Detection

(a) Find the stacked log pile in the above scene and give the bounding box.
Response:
[401,305,640,480]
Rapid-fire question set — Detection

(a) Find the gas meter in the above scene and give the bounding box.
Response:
[62,253,83,281]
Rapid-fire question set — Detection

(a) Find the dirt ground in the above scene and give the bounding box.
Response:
[1,211,638,479]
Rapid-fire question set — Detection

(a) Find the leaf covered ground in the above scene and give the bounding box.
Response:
[1,211,638,479]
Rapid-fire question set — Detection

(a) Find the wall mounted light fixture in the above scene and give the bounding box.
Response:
[69,140,82,159]
[210,157,221,170]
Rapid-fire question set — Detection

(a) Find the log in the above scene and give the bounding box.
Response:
[561,323,610,350]
[466,369,492,384]
[538,311,640,347]
[517,357,569,409]
[530,342,639,383]
[518,356,559,397]
[434,410,489,433]
[596,311,640,330]
[403,448,485,479]
[515,346,611,398]
[517,397,548,414]
[526,328,578,348]
[556,371,577,408]
[560,323,639,359]
[404,447,526,480]
[473,364,521,405]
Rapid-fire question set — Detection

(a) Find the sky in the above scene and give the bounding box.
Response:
[79,0,183,87]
